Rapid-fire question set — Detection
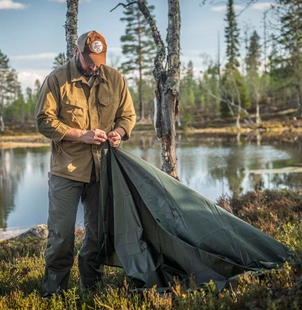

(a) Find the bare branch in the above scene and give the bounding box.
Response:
[237,0,258,17]
[138,1,166,83]
[111,1,165,80]
[110,1,137,12]
[200,82,253,124]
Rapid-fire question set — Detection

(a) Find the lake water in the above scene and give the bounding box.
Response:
[1,133,302,235]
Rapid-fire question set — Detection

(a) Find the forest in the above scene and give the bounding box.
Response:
[1,1,302,308]
[0,0,301,135]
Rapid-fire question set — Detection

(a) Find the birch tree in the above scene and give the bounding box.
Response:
[65,0,79,61]
[113,0,181,179]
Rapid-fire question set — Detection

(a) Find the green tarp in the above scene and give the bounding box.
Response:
[97,144,291,292]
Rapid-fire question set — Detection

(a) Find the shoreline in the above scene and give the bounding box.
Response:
[1,125,302,149]
[1,127,302,240]
[0,227,30,241]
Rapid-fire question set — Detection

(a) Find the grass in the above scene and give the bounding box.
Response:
[1,184,302,309]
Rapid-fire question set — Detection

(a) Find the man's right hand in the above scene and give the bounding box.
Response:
[81,129,108,144]
[63,128,108,145]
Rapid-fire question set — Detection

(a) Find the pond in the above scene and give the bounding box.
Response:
[1,133,302,235]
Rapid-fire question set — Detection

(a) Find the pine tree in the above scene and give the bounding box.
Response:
[0,50,20,132]
[179,61,197,126]
[201,60,221,115]
[224,0,240,70]
[275,0,302,116]
[120,0,156,120]
[245,30,262,124]
[221,0,250,127]
[246,31,261,73]
[53,53,66,69]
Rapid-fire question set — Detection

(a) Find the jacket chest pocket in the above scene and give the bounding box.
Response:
[60,98,88,129]
[97,95,120,128]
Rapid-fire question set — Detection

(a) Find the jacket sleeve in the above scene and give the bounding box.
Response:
[35,74,71,142]
[113,77,136,140]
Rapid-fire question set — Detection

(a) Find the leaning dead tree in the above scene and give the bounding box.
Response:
[112,0,180,180]
[65,0,79,60]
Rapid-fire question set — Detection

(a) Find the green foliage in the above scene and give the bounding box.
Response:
[119,0,156,75]
[200,61,221,114]
[220,67,250,118]
[119,0,156,120]
[128,78,156,119]
[0,50,41,132]
[2,2,302,131]
[245,30,261,74]
[0,49,18,107]
[217,184,302,239]
[53,53,66,69]
[0,188,302,308]
[224,0,240,70]
[269,1,302,113]
[179,61,199,126]
[245,30,262,121]
[218,0,251,124]
[0,50,22,132]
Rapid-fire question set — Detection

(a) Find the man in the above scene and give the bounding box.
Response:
[35,30,136,296]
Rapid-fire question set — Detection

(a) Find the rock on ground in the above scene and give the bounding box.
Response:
[13,224,48,240]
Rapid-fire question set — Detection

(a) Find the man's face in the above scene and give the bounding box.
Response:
[77,52,100,76]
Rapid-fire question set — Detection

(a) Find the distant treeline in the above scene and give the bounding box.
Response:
[1,0,302,133]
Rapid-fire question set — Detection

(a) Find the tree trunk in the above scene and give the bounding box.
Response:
[0,112,4,133]
[112,0,180,179]
[65,0,79,60]
[137,15,144,120]
[139,65,144,120]
[137,0,180,179]
[255,99,260,124]
[296,74,302,117]
[159,0,180,179]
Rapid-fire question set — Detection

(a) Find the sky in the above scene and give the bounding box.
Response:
[0,0,276,93]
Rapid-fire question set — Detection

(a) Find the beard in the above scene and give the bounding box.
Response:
[75,54,99,77]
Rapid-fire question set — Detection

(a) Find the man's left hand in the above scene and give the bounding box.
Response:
[108,130,122,147]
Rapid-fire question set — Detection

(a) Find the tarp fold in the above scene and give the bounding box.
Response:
[97,144,291,292]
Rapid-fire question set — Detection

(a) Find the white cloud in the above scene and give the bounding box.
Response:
[211,6,226,12]
[251,2,274,10]
[47,0,65,3]
[211,5,244,12]
[0,0,28,10]
[18,70,49,92]
[211,2,273,13]
[234,5,245,10]
[11,53,58,61]
[48,0,90,3]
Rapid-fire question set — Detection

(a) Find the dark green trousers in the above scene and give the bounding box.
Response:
[43,171,103,295]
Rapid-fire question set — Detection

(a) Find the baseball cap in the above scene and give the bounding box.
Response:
[77,30,107,66]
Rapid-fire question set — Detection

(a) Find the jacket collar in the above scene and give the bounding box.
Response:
[69,57,108,84]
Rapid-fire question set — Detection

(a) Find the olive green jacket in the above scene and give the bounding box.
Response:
[35,57,136,182]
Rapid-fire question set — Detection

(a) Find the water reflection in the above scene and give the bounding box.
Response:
[0,147,50,231]
[0,148,17,229]
[1,134,302,231]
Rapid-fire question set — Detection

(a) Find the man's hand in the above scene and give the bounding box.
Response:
[82,129,108,144]
[107,130,122,147]
[63,128,124,146]
[63,128,108,145]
